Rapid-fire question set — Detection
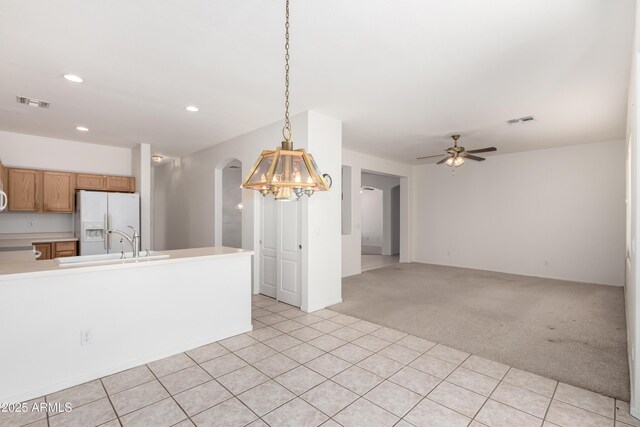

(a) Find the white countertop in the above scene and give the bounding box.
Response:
[0,250,36,264]
[0,246,253,278]
[0,233,78,248]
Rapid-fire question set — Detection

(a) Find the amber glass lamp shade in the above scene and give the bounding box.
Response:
[242,141,330,199]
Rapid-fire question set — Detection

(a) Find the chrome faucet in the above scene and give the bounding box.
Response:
[106,226,140,258]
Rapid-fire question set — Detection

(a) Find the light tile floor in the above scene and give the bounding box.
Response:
[2,294,638,427]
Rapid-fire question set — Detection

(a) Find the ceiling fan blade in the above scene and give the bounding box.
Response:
[465,147,497,154]
[463,154,486,161]
[436,156,451,165]
[416,154,447,160]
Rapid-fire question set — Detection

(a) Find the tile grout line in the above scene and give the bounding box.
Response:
[542,380,560,423]
[144,360,195,425]
[469,366,511,425]
[98,378,121,427]
[179,351,262,424]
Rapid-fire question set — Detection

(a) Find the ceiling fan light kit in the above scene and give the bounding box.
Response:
[417,134,497,169]
[242,0,331,201]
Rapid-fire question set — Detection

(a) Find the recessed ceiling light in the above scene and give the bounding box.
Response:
[185,105,199,112]
[76,126,89,132]
[64,74,84,83]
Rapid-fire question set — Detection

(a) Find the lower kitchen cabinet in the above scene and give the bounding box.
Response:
[53,241,77,258]
[34,241,77,261]
[34,243,51,261]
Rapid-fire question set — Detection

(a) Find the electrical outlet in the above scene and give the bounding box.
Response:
[80,330,91,345]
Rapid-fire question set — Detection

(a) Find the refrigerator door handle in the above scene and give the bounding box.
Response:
[104,213,109,251]
[107,213,113,252]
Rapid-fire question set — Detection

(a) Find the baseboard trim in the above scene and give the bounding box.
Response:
[303,298,343,313]
[410,260,623,287]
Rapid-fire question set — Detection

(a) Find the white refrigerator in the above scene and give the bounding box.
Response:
[75,191,140,255]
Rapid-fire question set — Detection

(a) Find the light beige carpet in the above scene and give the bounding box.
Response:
[362,254,399,272]
[361,245,383,255]
[330,262,629,400]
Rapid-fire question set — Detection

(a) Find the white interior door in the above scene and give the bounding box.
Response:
[276,201,302,306]
[260,196,278,298]
[259,196,302,306]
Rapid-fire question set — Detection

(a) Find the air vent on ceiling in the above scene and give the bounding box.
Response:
[16,96,50,109]
[507,115,535,125]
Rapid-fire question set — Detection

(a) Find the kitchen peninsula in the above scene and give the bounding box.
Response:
[0,246,253,403]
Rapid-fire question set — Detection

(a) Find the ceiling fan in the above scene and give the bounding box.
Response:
[417,134,497,167]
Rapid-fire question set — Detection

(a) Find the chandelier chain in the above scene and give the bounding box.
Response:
[282,0,292,141]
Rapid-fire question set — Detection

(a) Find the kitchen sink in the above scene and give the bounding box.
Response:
[55,251,170,267]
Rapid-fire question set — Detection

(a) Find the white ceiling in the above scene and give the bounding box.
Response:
[0,0,634,164]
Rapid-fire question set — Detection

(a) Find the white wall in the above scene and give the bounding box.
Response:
[391,185,400,254]
[0,131,133,235]
[0,131,132,175]
[304,112,343,311]
[132,143,151,250]
[341,150,412,277]
[626,2,640,416]
[154,111,342,311]
[361,188,383,247]
[413,140,625,286]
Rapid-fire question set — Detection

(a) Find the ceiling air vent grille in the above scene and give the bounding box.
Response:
[16,96,50,109]
[507,115,535,125]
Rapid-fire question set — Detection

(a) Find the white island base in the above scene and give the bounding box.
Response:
[0,247,253,403]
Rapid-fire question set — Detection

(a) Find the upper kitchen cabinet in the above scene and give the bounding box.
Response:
[106,175,135,192]
[76,173,135,192]
[42,171,75,212]
[7,169,75,213]
[75,173,105,190]
[7,167,136,212]
[8,168,42,211]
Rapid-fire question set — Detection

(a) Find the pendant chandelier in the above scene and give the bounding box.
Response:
[242,0,331,201]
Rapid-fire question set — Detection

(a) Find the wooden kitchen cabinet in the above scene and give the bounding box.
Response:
[34,243,51,261]
[33,241,77,261]
[7,166,135,212]
[76,173,105,190]
[7,169,75,213]
[76,173,135,192]
[7,168,42,211]
[43,171,75,212]
[53,241,77,258]
[106,175,135,192]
